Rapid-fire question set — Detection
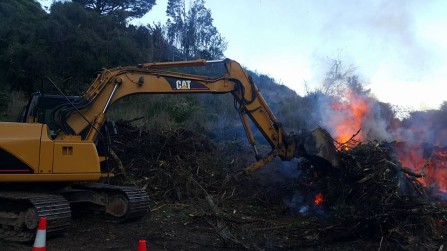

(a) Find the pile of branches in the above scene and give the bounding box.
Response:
[108,119,274,249]
[106,119,447,249]
[108,119,233,202]
[300,141,447,247]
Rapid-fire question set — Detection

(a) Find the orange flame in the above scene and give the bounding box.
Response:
[329,90,369,145]
[428,149,447,192]
[323,87,447,194]
[314,193,324,205]
[394,143,447,193]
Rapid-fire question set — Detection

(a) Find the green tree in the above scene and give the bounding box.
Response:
[42,1,154,92]
[0,0,47,92]
[72,0,156,20]
[166,0,226,59]
[148,23,171,62]
[0,0,156,95]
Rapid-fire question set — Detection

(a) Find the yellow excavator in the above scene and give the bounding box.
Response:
[0,58,336,241]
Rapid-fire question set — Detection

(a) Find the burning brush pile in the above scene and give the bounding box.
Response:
[106,87,447,249]
[304,87,447,246]
[107,115,447,249]
[303,140,447,244]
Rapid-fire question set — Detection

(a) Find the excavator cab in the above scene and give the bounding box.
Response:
[19,93,81,136]
[18,92,116,158]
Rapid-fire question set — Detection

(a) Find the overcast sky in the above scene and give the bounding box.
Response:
[40,0,447,110]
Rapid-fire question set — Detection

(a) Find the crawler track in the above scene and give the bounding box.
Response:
[0,192,71,242]
[72,183,150,222]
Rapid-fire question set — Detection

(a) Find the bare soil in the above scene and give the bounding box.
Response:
[2,200,440,251]
[0,203,393,251]
[0,207,374,251]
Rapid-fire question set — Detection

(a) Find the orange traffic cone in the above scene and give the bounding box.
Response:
[32,217,47,251]
[138,239,147,251]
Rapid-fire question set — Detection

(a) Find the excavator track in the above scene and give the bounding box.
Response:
[0,192,71,242]
[72,183,150,222]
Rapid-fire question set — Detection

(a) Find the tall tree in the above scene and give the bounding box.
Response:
[149,23,171,62]
[72,0,156,20]
[42,1,154,92]
[165,0,226,60]
[0,0,155,94]
[0,0,47,92]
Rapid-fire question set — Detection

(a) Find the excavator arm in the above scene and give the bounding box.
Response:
[0,58,339,242]
[52,58,299,173]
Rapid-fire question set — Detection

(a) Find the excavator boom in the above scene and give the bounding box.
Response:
[52,59,298,173]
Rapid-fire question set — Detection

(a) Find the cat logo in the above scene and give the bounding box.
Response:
[176,80,191,90]
[168,77,209,90]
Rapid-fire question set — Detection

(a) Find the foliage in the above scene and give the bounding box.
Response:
[246,71,314,132]
[108,94,201,129]
[72,0,156,21]
[0,87,9,117]
[45,2,154,92]
[0,0,47,92]
[165,0,227,59]
[148,23,172,62]
[0,0,154,95]
[0,89,27,121]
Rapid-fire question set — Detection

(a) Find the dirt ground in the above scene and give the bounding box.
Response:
[1,176,445,250]
[0,204,388,251]
[2,201,442,251]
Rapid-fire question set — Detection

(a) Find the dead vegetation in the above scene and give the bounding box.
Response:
[106,119,447,250]
[311,142,447,248]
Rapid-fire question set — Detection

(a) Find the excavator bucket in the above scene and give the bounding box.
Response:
[245,127,340,174]
[297,128,340,169]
